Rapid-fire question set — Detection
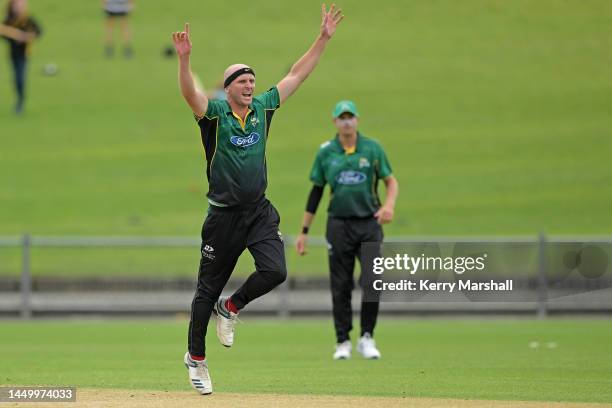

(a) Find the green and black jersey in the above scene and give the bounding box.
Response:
[310,133,392,218]
[195,87,280,207]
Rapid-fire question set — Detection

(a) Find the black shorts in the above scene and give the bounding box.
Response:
[104,10,129,18]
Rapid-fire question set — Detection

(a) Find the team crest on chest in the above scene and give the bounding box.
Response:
[250,116,260,127]
[359,157,370,168]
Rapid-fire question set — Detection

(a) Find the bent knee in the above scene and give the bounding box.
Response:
[267,267,287,286]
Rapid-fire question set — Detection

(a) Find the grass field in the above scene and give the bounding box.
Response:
[0,318,611,404]
[1,0,611,278]
[1,0,611,236]
[1,4,611,405]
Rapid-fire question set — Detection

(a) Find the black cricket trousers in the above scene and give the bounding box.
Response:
[188,197,287,357]
[10,52,27,110]
[326,216,383,343]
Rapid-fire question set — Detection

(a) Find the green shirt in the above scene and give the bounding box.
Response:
[310,133,392,218]
[195,87,280,207]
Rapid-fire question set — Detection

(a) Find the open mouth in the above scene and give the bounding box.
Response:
[242,93,252,98]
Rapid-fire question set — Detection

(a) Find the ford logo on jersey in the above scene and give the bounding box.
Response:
[230,132,261,148]
[336,170,367,185]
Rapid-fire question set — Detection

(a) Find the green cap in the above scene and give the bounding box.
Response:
[332,100,359,118]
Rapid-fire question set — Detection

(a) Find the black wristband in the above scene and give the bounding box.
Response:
[302,226,309,234]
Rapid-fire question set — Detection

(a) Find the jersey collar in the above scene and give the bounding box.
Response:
[334,132,362,155]
[223,100,255,130]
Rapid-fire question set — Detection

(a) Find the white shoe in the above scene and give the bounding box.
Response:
[183,352,213,395]
[213,297,239,347]
[333,340,352,360]
[357,333,381,359]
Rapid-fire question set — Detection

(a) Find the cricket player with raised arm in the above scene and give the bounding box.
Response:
[172,4,344,395]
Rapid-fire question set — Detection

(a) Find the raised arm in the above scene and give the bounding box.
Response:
[277,3,344,104]
[172,23,208,118]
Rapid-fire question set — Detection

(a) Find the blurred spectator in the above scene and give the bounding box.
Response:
[207,79,226,101]
[0,0,41,114]
[102,0,134,58]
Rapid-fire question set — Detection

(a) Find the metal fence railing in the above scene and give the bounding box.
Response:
[1,234,611,318]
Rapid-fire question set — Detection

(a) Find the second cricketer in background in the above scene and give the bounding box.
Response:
[295,100,399,360]
[172,4,343,396]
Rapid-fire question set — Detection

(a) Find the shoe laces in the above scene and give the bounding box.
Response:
[228,311,242,324]
[188,357,209,378]
[217,299,242,323]
[195,364,210,380]
[361,334,376,348]
[219,312,243,328]
[191,358,209,377]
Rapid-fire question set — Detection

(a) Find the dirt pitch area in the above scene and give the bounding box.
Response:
[5,389,612,408]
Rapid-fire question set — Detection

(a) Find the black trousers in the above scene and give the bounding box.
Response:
[10,53,27,109]
[326,216,383,343]
[188,197,287,357]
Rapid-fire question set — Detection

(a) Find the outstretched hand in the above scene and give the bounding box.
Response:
[172,23,192,57]
[320,3,344,39]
